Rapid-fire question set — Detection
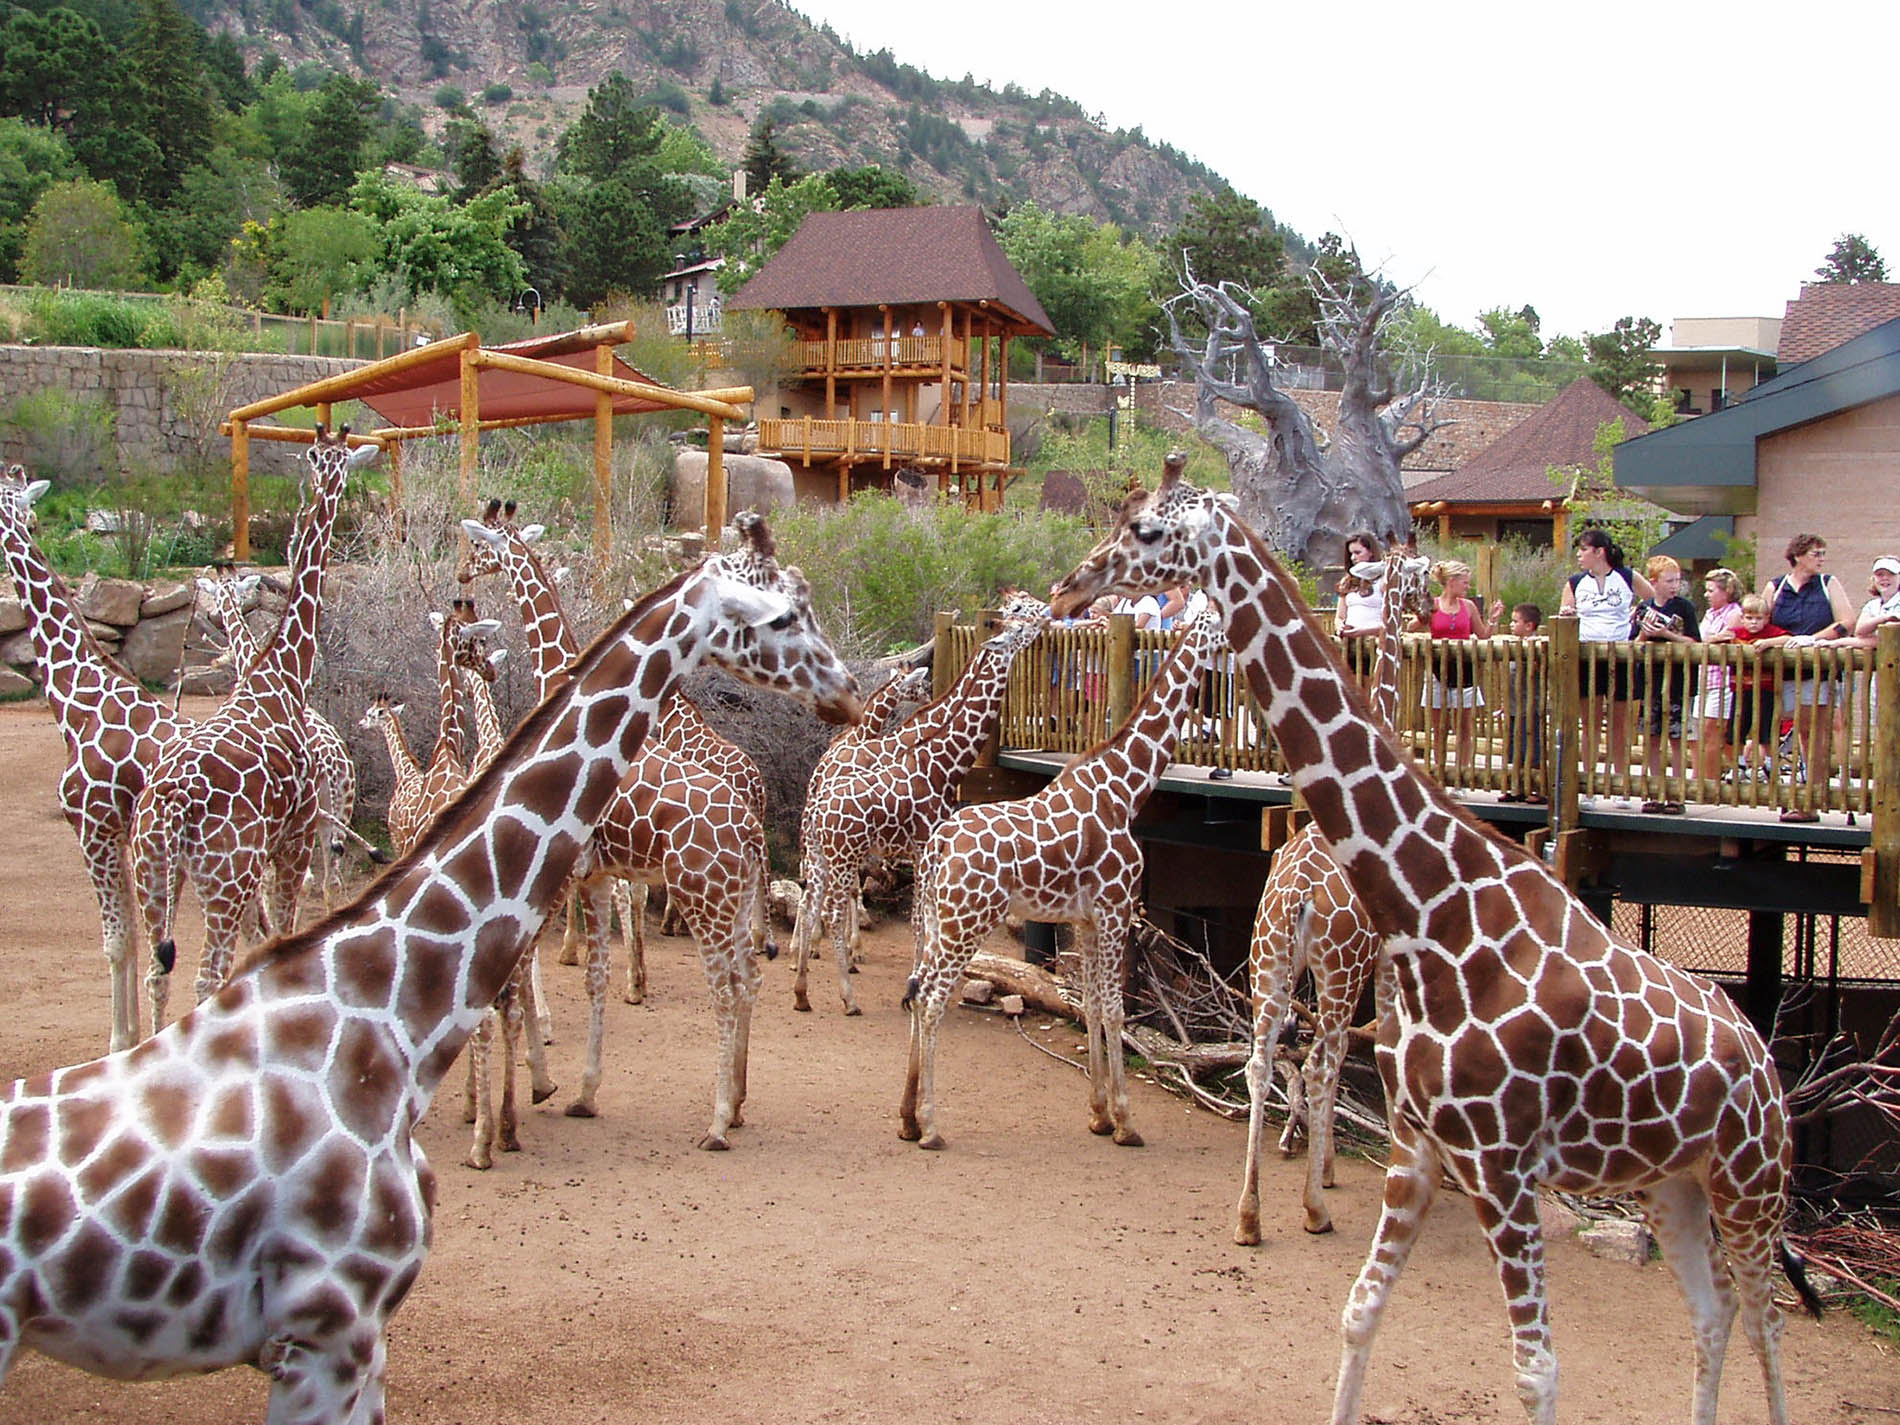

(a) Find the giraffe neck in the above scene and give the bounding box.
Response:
[0,513,167,739]
[463,667,504,769]
[898,643,1014,765]
[498,544,576,698]
[378,714,421,789]
[1058,624,1209,816]
[841,674,914,741]
[433,626,466,769]
[1368,555,1407,728]
[243,566,724,1099]
[216,583,260,675]
[1209,511,1508,937]
[243,461,345,709]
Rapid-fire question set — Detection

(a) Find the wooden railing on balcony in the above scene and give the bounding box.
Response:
[797,336,967,374]
[939,616,1900,830]
[758,416,1010,466]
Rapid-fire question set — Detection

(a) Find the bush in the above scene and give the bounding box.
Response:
[0,387,117,486]
[433,86,466,110]
[482,83,514,104]
[26,290,150,348]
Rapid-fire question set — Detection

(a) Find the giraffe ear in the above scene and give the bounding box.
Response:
[713,576,794,629]
[464,618,502,638]
[428,611,446,630]
[391,702,406,716]
[195,576,218,596]
[237,574,261,599]
[462,520,504,548]
[520,524,546,544]
[1213,491,1240,513]
[22,479,51,506]
[1351,561,1385,581]
[488,649,508,671]
[346,442,382,469]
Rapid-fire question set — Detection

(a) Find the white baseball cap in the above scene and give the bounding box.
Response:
[1874,556,1900,575]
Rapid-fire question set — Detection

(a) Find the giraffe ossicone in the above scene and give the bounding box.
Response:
[1052,451,1821,1425]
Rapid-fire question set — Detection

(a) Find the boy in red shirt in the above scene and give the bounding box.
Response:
[1710,593,1788,781]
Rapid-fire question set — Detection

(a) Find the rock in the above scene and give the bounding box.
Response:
[83,619,123,646]
[1537,1197,1584,1240]
[177,664,235,697]
[75,573,145,627]
[1,631,34,668]
[998,994,1025,1017]
[120,606,192,684]
[0,597,26,634]
[0,666,37,698]
[670,450,795,528]
[959,979,994,1006]
[140,580,193,617]
[767,879,804,926]
[1578,1219,1651,1266]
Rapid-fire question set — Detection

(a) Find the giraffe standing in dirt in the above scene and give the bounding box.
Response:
[1235,544,1429,1242]
[128,427,364,1033]
[793,617,1044,1015]
[900,610,1222,1150]
[1052,453,1820,1425]
[0,530,859,1421]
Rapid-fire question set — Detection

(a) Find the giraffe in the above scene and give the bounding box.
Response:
[458,512,785,1152]
[1235,544,1429,1243]
[899,609,1222,1150]
[455,499,774,962]
[128,427,363,1035]
[0,467,190,1052]
[0,531,859,1421]
[1050,453,1820,1425]
[200,570,361,909]
[373,611,502,858]
[792,616,1044,1015]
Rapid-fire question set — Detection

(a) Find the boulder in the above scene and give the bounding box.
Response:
[140,580,193,617]
[120,606,192,684]
[0,597,26,634]
[1578,1219,1651,1266]
[75,573,145,627]
[0,631,33,668]
[177,664,235,697]
[670,450,795,528]
[0,666,36,698]
[84,619,123,646]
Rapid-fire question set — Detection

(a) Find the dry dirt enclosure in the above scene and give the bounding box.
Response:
[0,700,1893,1424]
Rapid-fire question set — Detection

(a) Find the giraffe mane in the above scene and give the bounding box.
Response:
[229,563,700,979]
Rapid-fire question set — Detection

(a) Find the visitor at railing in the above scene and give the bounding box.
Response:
[1632,555,1700,814]
[1413,559,1494,778]
[1694,568,1749,796]
[1712,595,1791,792]
[1562,528,1655,808]
[1334,530,1385,684]
[1498,603,1546,805]
[1764,532,1859,822]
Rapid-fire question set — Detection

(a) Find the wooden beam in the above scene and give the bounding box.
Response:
[229,330,479,421]
[459,347,480,505]
[825,308,836,419]
[706,417,726,536]
[593,343,612,564]
[939,302,952,426]
[231,420,251,562]
[468,349,752,422]
[880,305,892,471]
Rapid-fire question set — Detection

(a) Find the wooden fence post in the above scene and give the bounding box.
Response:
[1549,613,1582,838]
[1870,623,1900,936]
[1106,611,1136,737]
[931,611,957,701]
[231,420,251,562]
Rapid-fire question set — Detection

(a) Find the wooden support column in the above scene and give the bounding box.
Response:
[939,302,953,426]
[459,347,480,504]
[593,343,613,563]
[387,438,405,542]
[231,420,252,561]
[825,308,836,418]
[1549,613,1582,838]
[880,304,892,471]
[1106,612,1136,733]
[931,611,957,700]
[964,312,977,429]
[1871,623,1900,936]
[706,417,726,536]
[314,402,331,428]
[998,331,1009,428]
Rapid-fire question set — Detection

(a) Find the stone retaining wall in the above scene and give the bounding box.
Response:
[0,346,361,474]
[0,571,247,698]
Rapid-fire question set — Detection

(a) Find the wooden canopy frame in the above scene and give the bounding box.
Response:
[221,322,753,560]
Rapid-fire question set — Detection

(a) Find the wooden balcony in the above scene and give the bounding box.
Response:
[758,416,1009,468]
[795,336,968,377]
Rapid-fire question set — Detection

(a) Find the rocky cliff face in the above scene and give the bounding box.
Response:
[201,0,1226,234]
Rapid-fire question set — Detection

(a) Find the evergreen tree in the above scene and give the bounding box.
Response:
[447,117,502,202]
[1166,186,1283,290]
[823,163,918,209]
[1585,315,1664,414]
[1815,233,1887,284]
[498,145,568,302]
[0,117,78,280]
[199,30,254,112]
[279,72,376,208]
[741,115,796,193]
[125,0,215,194]
[553,73,689,301]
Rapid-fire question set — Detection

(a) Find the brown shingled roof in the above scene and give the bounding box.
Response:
[1406,378,1648,504]
[1776,282,1900,365]
[726,206,1054,336]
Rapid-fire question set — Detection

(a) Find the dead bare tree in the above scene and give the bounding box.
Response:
[1164,265,1450,570]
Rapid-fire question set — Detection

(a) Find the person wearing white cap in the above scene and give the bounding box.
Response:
[1853,555,1900,640]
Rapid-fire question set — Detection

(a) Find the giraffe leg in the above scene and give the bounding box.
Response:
[1638,1177,1737,1425]
[1300,1013,1349,1234]
[1234,951,1295,1245]
[1082,915,1142,1146]
[624,880,648,1005]
[568,884,612,1118]
[261,1331,382,1425]
[530,939,552,1045]
[557,886,582,966]
[495,985,523,1152]
[898,980,955,1149]
[86,834,142,1054]
[830,878,860,1016]
[751,854,777,960]
[731,933,761,1126]
[465,1012,495,1169]
[1468,1177,1559,1425]
[695,902,746,1150]
[790,859,826,1012]
[517,952,556,1105]
[1332,1123,1443,1425]
[1707,1193,1798,1425]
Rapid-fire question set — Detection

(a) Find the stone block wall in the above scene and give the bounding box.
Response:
[0,347,362,474]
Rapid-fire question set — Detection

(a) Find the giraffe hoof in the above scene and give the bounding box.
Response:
[464,1154,493,1171]
[1234,1221,1262,1247]
[697,1132,731,1151]
[1113,1127,1144,1147]
[917,1132,946,1151]
[531,1082,559,1105]
[793,995,812,1013]
[843,1002,862,1017]
[623,991,644,1006]
[563,1101,596,1119]
[898,1119,921,1142]
[1088,1117,1114,1136]
[1302,1214,1335,1236]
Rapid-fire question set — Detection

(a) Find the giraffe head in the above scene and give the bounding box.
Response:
[0,463,52,534]
[455,498,527,585]
[358,693,406,732]
[1049,450,1236,616]
[430,610,503,683]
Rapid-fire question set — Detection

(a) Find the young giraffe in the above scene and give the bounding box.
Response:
[1235,544,1429,1243]
[0,534,859,1421]
[128,427,363,1035]
[377,611,502,857]
[200,571,361,910]
[455,500,774,963]
[900,609,1222,1150]
[0,467,190,1052]
[460,513,783,1151]
[792,616,1044,1015]
[1051,453,1820,1425]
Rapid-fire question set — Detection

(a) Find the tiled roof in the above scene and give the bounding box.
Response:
[1777,283,1900,365]
[1406,378,1649,505]
[727,206,1054,335]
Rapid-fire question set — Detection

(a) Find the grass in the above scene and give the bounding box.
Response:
[1848,1277,1900,1344]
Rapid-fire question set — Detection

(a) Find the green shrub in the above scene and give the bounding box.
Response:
[769,494,1096,654]
[0,387,117,486]
[433,86,466,110]
[482,83,514,104]
[27,290,148,348]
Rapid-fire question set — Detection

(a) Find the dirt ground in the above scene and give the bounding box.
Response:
[0,698,1893,1424]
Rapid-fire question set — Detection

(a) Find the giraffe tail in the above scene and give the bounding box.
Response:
[152,789,194,975]
[1279,898,1318,1040]
[1779,1241,1826,1320]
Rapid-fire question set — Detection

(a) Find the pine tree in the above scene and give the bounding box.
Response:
[125,0,215,194]
[1815,233,1888,284]
[742,116,797,193]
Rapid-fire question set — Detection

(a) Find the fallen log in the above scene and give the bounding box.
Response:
[966,951,1076,1018]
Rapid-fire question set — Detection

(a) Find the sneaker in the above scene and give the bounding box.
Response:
[1579,795,1597,808]
[1209,766,1234,781]
[1611,796,1632,809]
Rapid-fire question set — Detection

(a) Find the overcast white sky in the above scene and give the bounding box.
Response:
[797,0,1899,344]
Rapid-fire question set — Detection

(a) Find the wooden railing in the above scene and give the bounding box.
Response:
[757,417,1009,466]
[944,615,1900,824]
[798,336,967,373]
